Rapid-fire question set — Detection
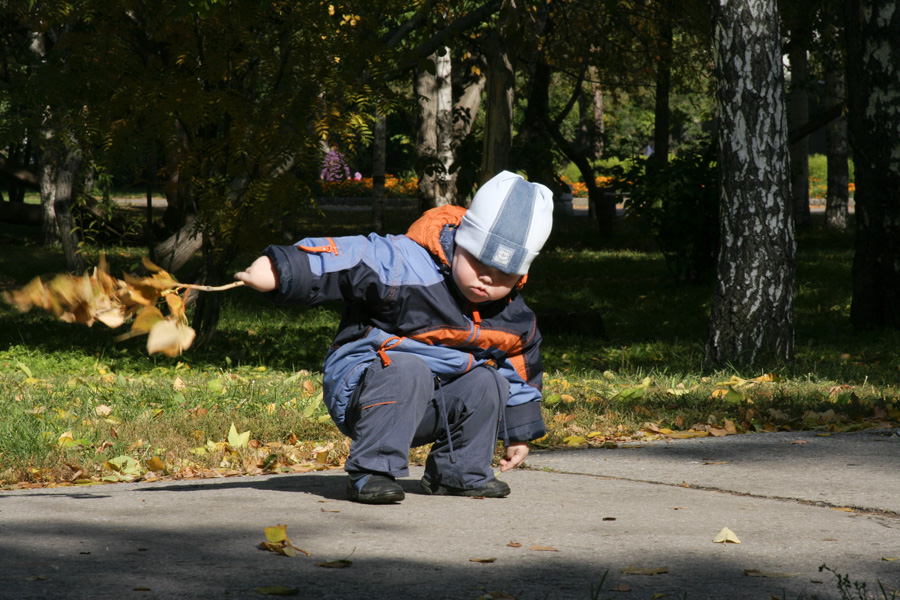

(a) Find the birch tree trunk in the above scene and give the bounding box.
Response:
[788,39,811,228]
[823,22,849,231]
[40,137,85,273]
[845,0,900,329]
[705,0,796,367]
[415,48,455,210]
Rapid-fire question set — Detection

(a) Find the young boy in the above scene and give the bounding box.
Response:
[235,170,553,504]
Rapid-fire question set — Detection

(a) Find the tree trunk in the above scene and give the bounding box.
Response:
[823,23,849,231]
[589,67,605,162]
[153,215,201,274]
[705,0,796,367]
[788,36,811,228]
[40,139,85,273]
[650,1,672,172]
[845,0,900,329]
[479,0,518,184]
[371,112,386,234]
[415,48,455,210]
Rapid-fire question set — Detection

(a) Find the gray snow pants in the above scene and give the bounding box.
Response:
[342,353,508,490]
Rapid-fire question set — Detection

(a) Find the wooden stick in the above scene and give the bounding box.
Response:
[179,281,246,292]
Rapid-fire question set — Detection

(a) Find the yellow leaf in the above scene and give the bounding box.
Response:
[560,394,576,403]
[146,319,196,357]
[529,545,559,552]
[666,430,709,439]
[563,435,587,446]
[228,423,251,448]
[145,457,166,472]
[57,430,75,447]
[265,525,288,544]
[712,527,741,544]
[125,305,163,336]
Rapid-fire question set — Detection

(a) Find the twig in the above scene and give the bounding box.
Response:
[179,281,246,292]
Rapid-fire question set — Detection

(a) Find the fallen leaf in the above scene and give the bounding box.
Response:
[882,557,900,562]
[744,569,799,578]
[228,423,251,448]
[529,544,559,552]
[713,527,741,544]
[470,557,497,563]
[507,541,522,548]
[563,435,587,446]
[611,584,631,592]
[620,566,669,576]
[145,457,166,472]
[831,507,854,513]
[265,525,289,543]
[94,404,113,417]
[256,586,299,596]
[703,461,729,465]
[317,559,352,569]
[666,430,709,439]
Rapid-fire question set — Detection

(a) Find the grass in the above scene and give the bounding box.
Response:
[1,204,898,488]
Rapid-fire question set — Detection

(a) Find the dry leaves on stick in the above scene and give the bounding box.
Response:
[2,255,244,357]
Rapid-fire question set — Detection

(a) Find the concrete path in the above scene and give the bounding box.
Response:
[1,428,897,600]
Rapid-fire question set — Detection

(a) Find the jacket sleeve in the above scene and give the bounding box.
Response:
[496,311,546,443]
[261,234,407,308]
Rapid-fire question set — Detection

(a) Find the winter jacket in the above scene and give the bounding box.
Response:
[262,205,546,443]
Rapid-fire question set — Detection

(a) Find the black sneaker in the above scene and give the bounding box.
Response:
[346,474,405,504]
[419,476,510,498]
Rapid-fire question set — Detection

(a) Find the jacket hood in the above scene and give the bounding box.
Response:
[405,204,528,290]
[405,205,467,268]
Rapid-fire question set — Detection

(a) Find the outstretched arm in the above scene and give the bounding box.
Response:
[234,255,279,292]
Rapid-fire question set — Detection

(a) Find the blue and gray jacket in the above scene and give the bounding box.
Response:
[262,205,546,443]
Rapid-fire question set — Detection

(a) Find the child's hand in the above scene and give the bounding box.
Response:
[499,441,530,472]
[234,256,278,292]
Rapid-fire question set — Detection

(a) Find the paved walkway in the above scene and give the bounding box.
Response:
[1,428,897,600]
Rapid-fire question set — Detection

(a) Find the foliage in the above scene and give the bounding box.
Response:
[808,154,856,199]
[610,141,719,282]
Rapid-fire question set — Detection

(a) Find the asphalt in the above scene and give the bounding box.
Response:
[1,428,898,600]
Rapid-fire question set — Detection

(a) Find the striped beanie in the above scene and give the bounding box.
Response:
[455,171,553,275]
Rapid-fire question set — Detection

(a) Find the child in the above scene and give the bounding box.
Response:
[235,170,553,504]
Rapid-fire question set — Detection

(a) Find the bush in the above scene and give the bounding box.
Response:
[808,154,855,199]
[610,142,719,282]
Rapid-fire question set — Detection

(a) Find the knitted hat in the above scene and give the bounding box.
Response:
[455,171,553,275]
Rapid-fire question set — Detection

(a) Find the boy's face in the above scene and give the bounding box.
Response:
[451,246,521,304]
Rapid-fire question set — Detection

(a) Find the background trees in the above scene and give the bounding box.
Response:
[2,0,898,366]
